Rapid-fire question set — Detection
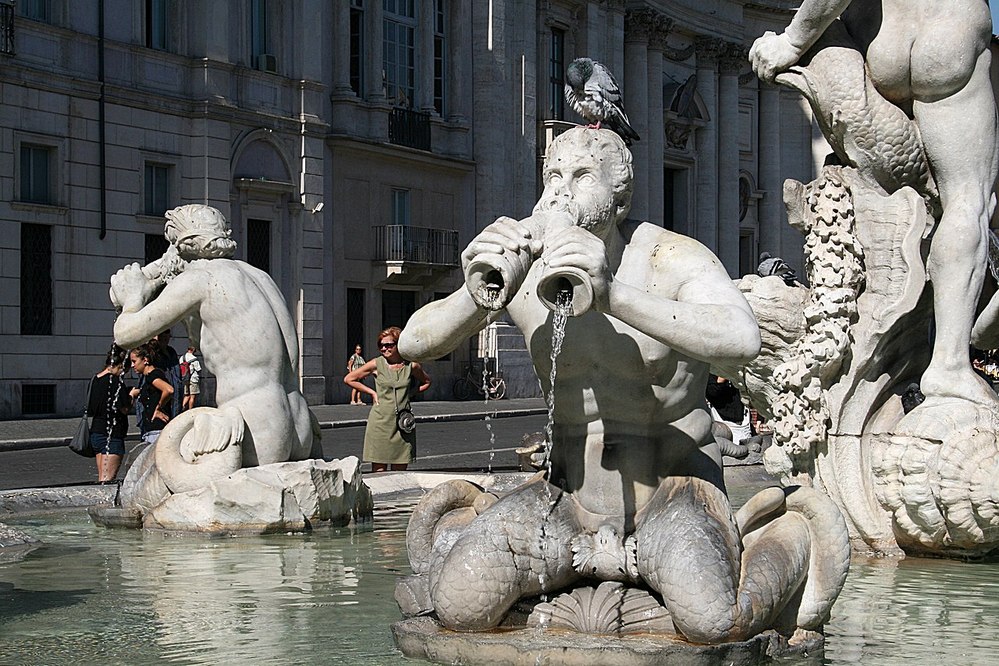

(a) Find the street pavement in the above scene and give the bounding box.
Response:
[0,398,550,490]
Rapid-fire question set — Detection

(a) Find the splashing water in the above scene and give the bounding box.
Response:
[537,288,572,605]
[482,361,497,473]
[541,289,572,477]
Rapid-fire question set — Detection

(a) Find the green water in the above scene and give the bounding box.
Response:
[2,495,999,665]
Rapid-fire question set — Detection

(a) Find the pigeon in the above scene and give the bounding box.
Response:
[564,57,640,145]
[757,252,799,286]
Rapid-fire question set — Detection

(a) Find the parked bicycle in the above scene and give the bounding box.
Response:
[452,361,506,401]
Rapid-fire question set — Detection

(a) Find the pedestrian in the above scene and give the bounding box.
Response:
[180,345,203,411]
[89,344,133,483]
[346,344,366,405]
[152,329,183,417]
[705,374,752,444]
[129,343,174,446]
[344,326,431,472]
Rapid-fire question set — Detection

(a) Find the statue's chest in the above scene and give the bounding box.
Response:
[514,305,674,380]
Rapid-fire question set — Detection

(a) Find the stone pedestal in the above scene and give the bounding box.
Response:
[392,616,822,666]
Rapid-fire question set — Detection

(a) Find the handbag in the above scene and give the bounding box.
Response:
[393,383,416,435]
[68,377,96,458]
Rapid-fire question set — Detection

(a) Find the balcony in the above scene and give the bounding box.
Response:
[389,107,431,151]
[1,2,14,56]
[374,225,459,284]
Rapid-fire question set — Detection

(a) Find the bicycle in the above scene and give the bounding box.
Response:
[452,361,507,401]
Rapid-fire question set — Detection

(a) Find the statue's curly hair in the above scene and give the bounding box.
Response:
[164,204,237,261]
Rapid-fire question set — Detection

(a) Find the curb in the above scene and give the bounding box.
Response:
[0,408,550,453]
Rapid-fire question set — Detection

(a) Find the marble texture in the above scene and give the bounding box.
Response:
[736,2,999,558]
[395,128,850,652]
[109,205,326,527]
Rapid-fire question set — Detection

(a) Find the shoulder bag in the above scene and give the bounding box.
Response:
[393,383,416,435]
[68,376,96,457]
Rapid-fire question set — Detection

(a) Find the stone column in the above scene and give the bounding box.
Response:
[646,18,672,227]
[758,81,783,258]
[694,37,723,253]
[607,0,626,83]
[447,0,471,122]
[365,0,384,101]
[584,0,602,60]
[331,0,352,96]
[623,9,654,221]
[717,44,743,275]
[418,0,435,113]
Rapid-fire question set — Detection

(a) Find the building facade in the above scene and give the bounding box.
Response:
[0,0,821,418]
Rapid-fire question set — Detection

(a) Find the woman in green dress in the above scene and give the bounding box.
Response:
[344,326,431,471]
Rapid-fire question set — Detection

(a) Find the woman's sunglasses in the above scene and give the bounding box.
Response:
[379,342,397,349]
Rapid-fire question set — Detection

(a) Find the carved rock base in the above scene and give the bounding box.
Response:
[90,457,373,535]
[392,616,823,666]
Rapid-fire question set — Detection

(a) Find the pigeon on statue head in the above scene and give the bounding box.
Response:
[564,57,640,146]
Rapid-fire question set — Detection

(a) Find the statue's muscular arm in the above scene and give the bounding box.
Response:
[400,216,538,361]
[112,268,208,349]
[607,252,761,366]
[545,225,760,366]
[398,288,495,361]
[749,0,853,82]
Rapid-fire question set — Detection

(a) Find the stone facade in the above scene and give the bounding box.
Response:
[0,0,822,417]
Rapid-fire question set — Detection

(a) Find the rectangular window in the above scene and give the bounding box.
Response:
[349,0,364,95]
[250,0,269,61]
[21,384,55,415]
[145,233,169,266]
[20,223,52,335]
[20,144,51,204]
[246,218,271,274]
[144,163,170,216]
[1,2,15,56]
[20,0,48,22]
[383,0,415,107]
[391,189,410,226]
[549,28,565,120]
[145,0,167,50]
[433,0,446,116]
[381,289,416,331]
[346,287,365,358]
[739,231,757,279]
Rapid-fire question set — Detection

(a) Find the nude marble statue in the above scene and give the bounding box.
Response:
[397,128,849,643]
[110,204,319,500]
[750,0,999,405]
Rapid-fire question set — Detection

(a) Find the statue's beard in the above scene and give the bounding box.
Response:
[534,195,616,233]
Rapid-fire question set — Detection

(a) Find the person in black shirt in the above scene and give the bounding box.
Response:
[129,343,174,445]
[151,329,183,417]
[89,344,133,483]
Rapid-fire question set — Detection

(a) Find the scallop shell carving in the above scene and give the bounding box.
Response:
[526,582,674,635]
[871,402,999,556]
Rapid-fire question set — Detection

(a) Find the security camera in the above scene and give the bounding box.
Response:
[312,202,324,214]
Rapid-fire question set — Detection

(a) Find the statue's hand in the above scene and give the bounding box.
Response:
[462,216,542,300]
[749,31,801,83]
[542,226,612,312]
[110,262,158,313]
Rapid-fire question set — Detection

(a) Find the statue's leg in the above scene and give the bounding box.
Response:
[916,50,999,403]
[635,477,812,644]
[429,477,582,631]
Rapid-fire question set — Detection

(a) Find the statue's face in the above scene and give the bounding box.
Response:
[540,149,618,237]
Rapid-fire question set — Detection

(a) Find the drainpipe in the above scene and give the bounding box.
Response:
[98,0,107,239]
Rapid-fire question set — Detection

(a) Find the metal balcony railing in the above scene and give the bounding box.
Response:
[374,225,459,267]
[1,2,14,56]
[389,107,431,151]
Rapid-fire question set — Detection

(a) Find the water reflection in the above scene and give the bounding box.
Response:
[3,498,999,664]
[826,555,999,665]
[0,502,416,665]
